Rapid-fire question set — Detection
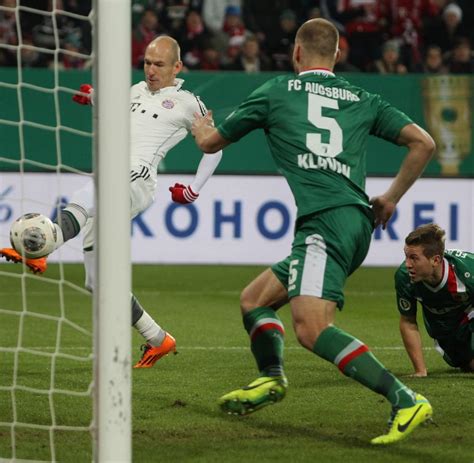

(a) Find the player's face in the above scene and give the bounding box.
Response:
[404,245,440,283]
[144,42,182,92]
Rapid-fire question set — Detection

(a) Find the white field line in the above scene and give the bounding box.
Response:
[0,346,435,352]
[0,289,396,297]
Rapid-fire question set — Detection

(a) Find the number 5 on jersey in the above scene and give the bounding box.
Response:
[288,259,299,292]
[306,93,343,158]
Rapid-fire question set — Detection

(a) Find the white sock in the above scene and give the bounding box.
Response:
[54,204,88,251]
[53,224,64,249]
[133,311,166,346]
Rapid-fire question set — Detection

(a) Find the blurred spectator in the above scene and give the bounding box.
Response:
[445,37,474,73]
[306,6,322,21]
[223,5,246,61]
[32,0,86,58]
[334,0,387,70]
[18,0,48,38]
[269,9,298,71]
[457,0,474,44]
[334,35,360,72]
[62,0,92,17]
[202,0,241,33]
[58,33,91,69]
[319,0,345,32]
[5,0,474,74]
[198,41,222,70]
[242,0,302,49]
[132,0,153,27]
[382,0,439,69]
[414,44,448,73]
[179,9,211,69]
[424,2,469,53]
[158,0,202,36]
[431,0,449,7]
[62,0,92,53]
[0,0,18,66]
[132,8,163,68]
[225,35,272,72]
[20,35,49,67]
[368,39,408,74]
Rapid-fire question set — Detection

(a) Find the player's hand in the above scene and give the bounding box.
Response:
[73,84,94,105]
[369,195,396,229]
[191,110,214,136]
[169,183,199,204]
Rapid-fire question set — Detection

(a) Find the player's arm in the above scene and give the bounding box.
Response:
[169,150,223,204]
[399,314,428,377]
[192,111,231,153]
[370,123,435,228]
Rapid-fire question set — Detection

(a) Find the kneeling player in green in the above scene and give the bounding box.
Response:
[396,224,474,376]
[192,18,435,444]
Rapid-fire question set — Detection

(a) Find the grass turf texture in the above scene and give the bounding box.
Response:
[0,263,472,462]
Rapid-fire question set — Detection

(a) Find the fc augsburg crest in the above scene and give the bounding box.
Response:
[399,298,412,311]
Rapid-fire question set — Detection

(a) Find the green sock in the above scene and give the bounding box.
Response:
[243,307,285,377]
[313,326,416,408]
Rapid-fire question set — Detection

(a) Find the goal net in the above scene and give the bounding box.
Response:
[0,1,131,461]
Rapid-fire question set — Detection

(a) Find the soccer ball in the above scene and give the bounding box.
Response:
[10,213,57,259]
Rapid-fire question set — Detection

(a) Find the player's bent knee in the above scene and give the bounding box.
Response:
[239,288,257,315]
[294,325,315,350]
[293,321,328,350]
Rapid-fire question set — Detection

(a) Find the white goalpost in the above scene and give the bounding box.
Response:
[0,0,132,461]
[94,0,131,461]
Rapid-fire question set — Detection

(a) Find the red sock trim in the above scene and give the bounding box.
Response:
[250,323,285,341]
[338,345,369,372]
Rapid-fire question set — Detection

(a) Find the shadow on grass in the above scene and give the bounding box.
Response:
[422,367,474,379]
[184,401,446,463]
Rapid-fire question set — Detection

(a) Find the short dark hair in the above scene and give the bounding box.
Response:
[295,18,338,59]
[405,224,446,258]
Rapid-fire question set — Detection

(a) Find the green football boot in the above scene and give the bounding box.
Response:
[218,376,288,416]
[371,394,433,445]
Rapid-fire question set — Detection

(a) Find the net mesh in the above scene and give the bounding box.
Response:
[0,1,95,460]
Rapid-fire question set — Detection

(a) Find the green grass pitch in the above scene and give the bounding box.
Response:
[0,263,472,462]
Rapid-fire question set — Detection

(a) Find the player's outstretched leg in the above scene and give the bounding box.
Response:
[371,394,433,445]
[219,306,287,415]
[0,248,47,274]
[131,294,177,368]
[1,206,86,274]
[313,326,432,444]
[219,375,288,416]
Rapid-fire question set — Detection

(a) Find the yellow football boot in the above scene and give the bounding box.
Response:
[219,376,288,416]
[371,394,433,445]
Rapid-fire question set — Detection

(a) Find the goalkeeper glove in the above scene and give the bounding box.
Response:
[73,84,94,105]
[169,183,199,204]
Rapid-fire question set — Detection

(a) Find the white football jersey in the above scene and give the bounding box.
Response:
[129,78,206,173]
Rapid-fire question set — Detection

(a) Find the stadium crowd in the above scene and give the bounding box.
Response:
[1,0,473,74]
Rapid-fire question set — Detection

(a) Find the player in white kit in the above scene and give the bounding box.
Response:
[1,36,223,368]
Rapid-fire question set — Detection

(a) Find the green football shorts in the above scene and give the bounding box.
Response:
[435,323,473,368]
[272,205,373,309]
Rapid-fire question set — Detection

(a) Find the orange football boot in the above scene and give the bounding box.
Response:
[133,333,177,368]
[0,248,47,274]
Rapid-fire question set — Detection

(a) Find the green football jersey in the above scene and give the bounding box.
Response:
[217,71,413,219]
[395,250,474,339]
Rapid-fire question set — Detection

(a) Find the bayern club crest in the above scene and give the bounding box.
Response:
[162,99,175,109]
